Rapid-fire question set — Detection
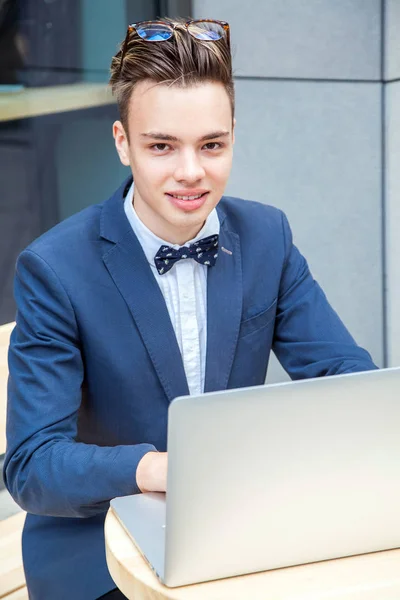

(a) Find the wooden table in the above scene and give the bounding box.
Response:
[105,507,400,599]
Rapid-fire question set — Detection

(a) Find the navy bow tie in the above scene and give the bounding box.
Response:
[154,234,219,275]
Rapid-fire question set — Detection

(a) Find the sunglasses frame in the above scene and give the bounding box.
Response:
[118,19,230,76]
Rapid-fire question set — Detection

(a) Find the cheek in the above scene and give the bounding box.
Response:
[134,155,172,184]
[208,156,232,185]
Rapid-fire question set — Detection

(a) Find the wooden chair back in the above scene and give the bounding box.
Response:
[0,322,15,455]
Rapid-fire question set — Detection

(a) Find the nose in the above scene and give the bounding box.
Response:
[174,148,205,183]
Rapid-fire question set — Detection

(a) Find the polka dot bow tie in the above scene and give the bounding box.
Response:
[154,234,219,275]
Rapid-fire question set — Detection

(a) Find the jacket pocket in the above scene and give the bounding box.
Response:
[239,299,277,339]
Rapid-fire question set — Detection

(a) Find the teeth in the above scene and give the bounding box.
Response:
[171,193,204,200]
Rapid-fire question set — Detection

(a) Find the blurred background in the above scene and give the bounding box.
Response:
[0,0,398,384]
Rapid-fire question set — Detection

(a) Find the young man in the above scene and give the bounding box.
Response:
[3,18,376,600]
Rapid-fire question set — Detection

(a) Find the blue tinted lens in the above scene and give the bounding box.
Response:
[188,22,224,42]
[137,26,172,42]
[195,30,221,41]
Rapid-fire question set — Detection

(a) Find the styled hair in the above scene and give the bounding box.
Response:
[109,17,234,132]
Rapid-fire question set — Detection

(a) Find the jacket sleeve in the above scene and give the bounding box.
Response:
[3,249,156,518]
[272,211,378,379]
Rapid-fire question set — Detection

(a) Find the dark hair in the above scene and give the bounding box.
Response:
[109,17,234,132]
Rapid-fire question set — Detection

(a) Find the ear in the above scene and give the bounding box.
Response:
[232,118,236,145]
[113,121,130,166]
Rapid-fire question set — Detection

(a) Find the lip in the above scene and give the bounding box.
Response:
[166,191,209,212]
[166,189,209,196]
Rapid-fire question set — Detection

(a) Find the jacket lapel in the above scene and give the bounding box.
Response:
[100,179,189,403]
[204,208,243,392]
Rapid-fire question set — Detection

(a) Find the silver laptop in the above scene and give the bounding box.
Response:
[111,367,400,587]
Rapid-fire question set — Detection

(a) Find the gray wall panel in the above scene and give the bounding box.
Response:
[225,79,383,379]
[193,0,381,80]
[385,0,400,81]
[385,82,400,366]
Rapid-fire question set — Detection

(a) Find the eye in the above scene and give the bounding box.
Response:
[203,142,223,151]
[150,143,170,152]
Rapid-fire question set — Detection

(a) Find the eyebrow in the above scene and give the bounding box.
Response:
[140,130,230,143]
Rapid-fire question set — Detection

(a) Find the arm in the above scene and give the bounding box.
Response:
[3,249,157,518]
[272,212,377,379]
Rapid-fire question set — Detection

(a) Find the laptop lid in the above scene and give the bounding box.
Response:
[163,367,400,586]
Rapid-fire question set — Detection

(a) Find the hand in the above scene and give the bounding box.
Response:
[136,451,168,493]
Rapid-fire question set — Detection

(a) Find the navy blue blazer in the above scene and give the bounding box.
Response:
[4,177,376,599]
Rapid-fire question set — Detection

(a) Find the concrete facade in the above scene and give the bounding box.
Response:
[194,0,385,382]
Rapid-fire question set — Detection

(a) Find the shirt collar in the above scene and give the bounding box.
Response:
[124,182,220,267]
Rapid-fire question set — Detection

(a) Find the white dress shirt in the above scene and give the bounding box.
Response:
[124,183,220,395]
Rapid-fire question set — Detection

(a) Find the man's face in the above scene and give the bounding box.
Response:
[113,80,235,245]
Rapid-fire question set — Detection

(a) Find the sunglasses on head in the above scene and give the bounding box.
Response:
[118,19,230,75]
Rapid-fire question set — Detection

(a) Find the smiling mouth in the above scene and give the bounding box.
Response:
[166,192,209,201]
